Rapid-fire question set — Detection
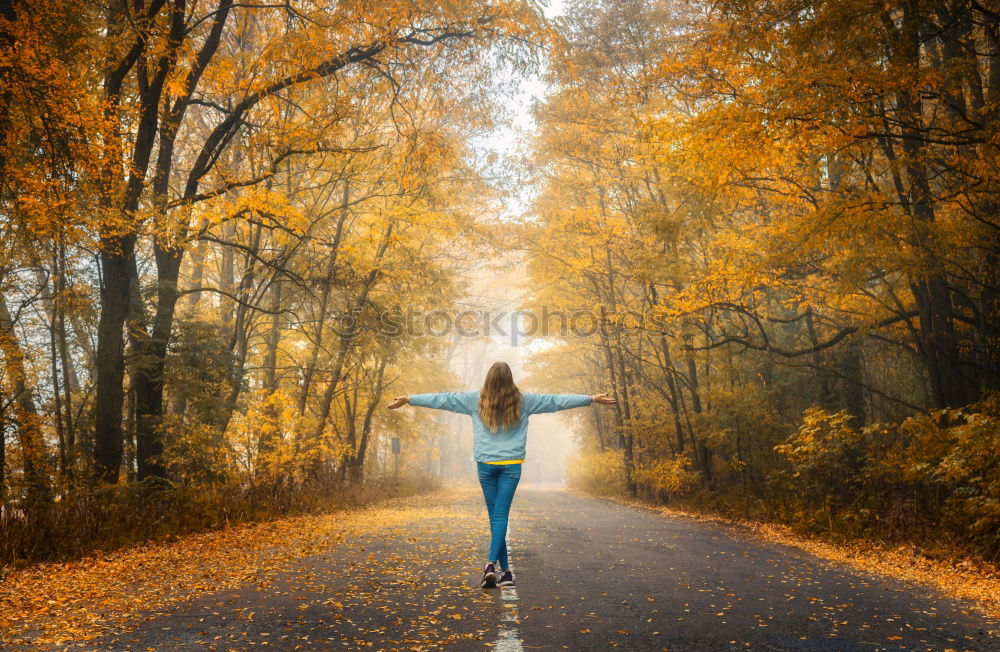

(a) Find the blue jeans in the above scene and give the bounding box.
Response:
[476,461,522,570]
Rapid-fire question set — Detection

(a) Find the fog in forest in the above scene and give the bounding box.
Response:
[385,255,580,488]
[6,0,1000,573]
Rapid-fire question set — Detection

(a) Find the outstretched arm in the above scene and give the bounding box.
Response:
[387,392,474,414]
[525,392,617,415]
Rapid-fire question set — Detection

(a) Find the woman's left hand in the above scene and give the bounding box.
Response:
[387,396,409,409]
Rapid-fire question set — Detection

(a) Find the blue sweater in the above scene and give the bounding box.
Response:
[408,391,592,463]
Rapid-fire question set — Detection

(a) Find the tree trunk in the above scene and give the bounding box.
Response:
[686,355,711,485]
[657,335,686,453]
[343,387,359,480]
[0,296,50,502]
[220,221,237,332]
[55,243,77,470]
[133,245,183,481]
[264,280,283,392]
[839,337,867,427]
[298,181,350,415]
[889,2,975,408]
[312,224,392,440]
[614,332,637,495]
[252,278,285,475]
[0,400,6,501]
[351,357,388,482]
[804,309,833,408]
[35,262,67,477]
[218,243,258,435]
[594,298,635,495]
[93,241,135,484]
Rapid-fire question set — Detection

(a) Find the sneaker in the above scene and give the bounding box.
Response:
[498,569,515,587]
[481,562,500,589]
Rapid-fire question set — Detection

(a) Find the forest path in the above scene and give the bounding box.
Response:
[47,489,1000,650]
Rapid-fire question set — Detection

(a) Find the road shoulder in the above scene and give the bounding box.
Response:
[0,488,475,648]
[585,490,1000,623]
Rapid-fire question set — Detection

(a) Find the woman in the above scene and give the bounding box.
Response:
[387,361,617,589]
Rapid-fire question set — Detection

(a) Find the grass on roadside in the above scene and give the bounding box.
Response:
[0,474,440,569]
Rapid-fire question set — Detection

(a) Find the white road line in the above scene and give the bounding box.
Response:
[492,522,523,652]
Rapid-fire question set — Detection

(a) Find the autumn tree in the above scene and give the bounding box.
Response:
[0,0,545,563]
[530,0,1000,556]
[80,0,541,484]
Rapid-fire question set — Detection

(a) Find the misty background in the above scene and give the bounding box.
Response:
[375,0,579,489]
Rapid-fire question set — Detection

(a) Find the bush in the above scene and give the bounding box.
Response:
[567,449,628,496]
[570,395,1000,562]
[772,398,1000,560]
[0,473,440,568]
[634,455,699,497]
[772,408,868,533]
[895,398,1000,560]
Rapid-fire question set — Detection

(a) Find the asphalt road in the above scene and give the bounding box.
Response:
[84,487,997,651]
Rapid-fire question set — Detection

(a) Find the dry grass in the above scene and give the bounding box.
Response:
[0,476,438,567]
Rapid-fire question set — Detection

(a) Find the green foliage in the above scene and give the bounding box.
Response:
[164,319,240,428]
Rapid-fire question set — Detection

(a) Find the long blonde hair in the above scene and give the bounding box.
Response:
[479,361,522,432]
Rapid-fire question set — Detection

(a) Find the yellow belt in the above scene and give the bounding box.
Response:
[485,459,523,465]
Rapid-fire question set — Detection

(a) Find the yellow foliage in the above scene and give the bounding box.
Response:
[567,449,628,497]
[634,456,698,495]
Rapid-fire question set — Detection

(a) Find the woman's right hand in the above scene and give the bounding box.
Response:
[387,396,409,409]
[590,393,618,405]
